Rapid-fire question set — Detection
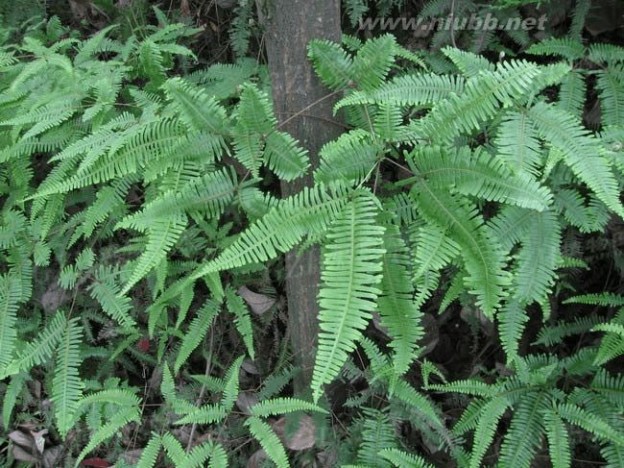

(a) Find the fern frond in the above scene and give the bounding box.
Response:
[442,47,495,77]
[182,441,228,468]
[163,77,227,134]
[225,288,255,359]
[352,34,397,91]
[591,370,624,408]
[175,403,228,425]
[78,388,141,412]
[557,402,624,446]
[469,396,509,468]
[419,59,540,141]
[379,448,433,468]
[136,434,162,468]
[89,266,136,329]
[427,379,497,397]
[191,183,349,277]
[357,408,396,467]
[250,397,326,418]
[121,212,187,294]
[220,355,243,411]
[526,37,585,61]
[335,72,464,110]
[563,293,624,307]
[161,432,186,463]
[513,209,560,304]
[410,185,508,316]
[498,298,528,362]
[0,274,21,375]
[312,191,385,402]
[308,38,354,89]
[257,366,296,401]
[174,298,221,374]
[263,130,309,181]
[596,67,624,127]
[558,70,586,119]
[409,146,552,210]
[245,416,290,467]
[378,226,424,377]
[543,408,571,468]
[493,110,542,174]
[4,311,66,377]
[2,373,28,429]
[315,129,381,184]
[75,406,141,467]
[499,391,547,468]
[588,43,624,65]
[412,224,459,279]
[52,317,84,438]
[527,101,624,217]
[118,168,236,230]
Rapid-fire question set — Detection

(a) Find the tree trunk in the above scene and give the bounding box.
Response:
[264,0,342,395]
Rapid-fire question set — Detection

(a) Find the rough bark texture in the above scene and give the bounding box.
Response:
[264,0,342,394]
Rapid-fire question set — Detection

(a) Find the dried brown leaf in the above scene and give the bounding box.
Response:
[271,415,316,451]
[237,286,275,316]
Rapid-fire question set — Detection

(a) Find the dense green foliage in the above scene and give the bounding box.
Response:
[0,1,623,466]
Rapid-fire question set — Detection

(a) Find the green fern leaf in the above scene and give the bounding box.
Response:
[526,37,585,61]
[379,448,433,468]
[75,406,141,467]
[378,226,424,377]
[410,185,508,316]
[469,396,509,468]
[161,432,186,463]
[499,392,548,468]
[175,403,228,425]
[2,373,28,429]
[308,39,354,89]
[513,209,561,304]
[245,416,290,467]
[89,267,136,329]
[225,288,255,360]
[419,60,540,141]
[117,168,236,230]
[312,191,385,402]
[352,34,397,91]
[557,402,624,446]
[409,146,552,210]
[315,129,381,184]
[527,101,624,217]
[543,408,571,468]
[558,70,586,119]
[494,110,542,174]
[357,408,396,467]
[136,434,162,468]
[52,317,84,438]
[4,311,66,377]
[191,183,349,276]
[335,72,464,110]
[174,298,221,374]
[263,130,309,181]
[0,274,21,375]
[163,77,227,134]
[121,212,187,294]
[250,397,327,418]
[596,67,624,127]
[220,355,244,411]
[181,441,228,468]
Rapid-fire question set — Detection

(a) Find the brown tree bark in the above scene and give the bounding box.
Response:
[264,0,342,395]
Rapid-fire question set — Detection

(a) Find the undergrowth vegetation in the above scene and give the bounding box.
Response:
[0,1,623,467]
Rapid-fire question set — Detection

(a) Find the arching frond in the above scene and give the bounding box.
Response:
[312,191,385,402]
